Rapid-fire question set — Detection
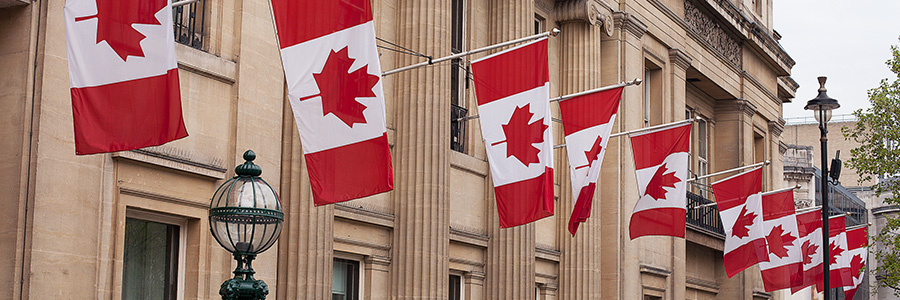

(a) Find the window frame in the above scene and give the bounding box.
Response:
[123,209,188,300]
[332,254,364,300]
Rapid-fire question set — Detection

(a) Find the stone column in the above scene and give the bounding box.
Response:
[600,12,647,300]
[364,255,392,300]
[465,271,486,300]
[667,48,692,300]
[276,122,334,300]
[484,1,536,299]
[390,0,451,299]
[553,1,605,299]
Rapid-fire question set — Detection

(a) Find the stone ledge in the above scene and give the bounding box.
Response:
[113,147,228,179]
[449,227,489,248]
[176,44,237,83]
[334,203,395,228]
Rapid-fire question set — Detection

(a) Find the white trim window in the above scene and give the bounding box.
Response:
[122,210,186,300]
[333,258,360,300]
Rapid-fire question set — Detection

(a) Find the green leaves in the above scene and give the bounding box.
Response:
[842,36,900,296]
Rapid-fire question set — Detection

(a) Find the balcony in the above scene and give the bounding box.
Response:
[686,191,725,239]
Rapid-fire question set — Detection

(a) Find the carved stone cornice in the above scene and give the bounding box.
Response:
[715,99,757,117]
[614,11,647,38]
[464,271,486,284]
[668,48,693,70]
[769,119,785,138]
[778,141,788,155]
[555,0,603,26]
[683,0,741,69]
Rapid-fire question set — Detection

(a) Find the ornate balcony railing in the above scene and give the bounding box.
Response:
[686,191,725,239]
[173,0,206,50]
[450,104,468,153]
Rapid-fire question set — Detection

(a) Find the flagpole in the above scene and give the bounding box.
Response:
[690,174,785,209]
[761,185,802,196]
[845,223,872,231]
[552,117,697,149]
[382,28,561,76]
[172,0,200,8]
[458,79,642,123]
[685,160,769,183]
[550,78,642,103]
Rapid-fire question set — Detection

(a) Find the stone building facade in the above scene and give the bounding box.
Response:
[0,0,796,299]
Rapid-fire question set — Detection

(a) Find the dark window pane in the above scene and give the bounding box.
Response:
[449,275,461,300]
[123,218,178,300]
[333,258,359,300]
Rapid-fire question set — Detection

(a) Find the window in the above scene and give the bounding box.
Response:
[697,118,709,198]
[173,0,207,50]
[449,275,461,300]
[122,217,181,300]
[450,0,468,153]
[534,14,545,35]
[333,258,360,300]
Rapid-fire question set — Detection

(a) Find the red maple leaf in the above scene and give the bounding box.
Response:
[75,0,167,61]
[311,47,378,127]
[850,254,865,279]
[582,136,604,166]
[731,206,758,238]
[765,225,797,258]
[830,242,845,265]
[499,104,548,165]
[645,163,679,201]
[801,240,818,265]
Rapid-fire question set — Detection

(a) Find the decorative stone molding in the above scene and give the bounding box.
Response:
[778,141,788,155]
[686,277,720,294]
[639,264,672,277]
[715,99,757,117]
[556,0,615,36]
[364,255,392,271]
[683,0,741,68]
[769,119,785,138]
[614,11,647,38]
[464,271,486,285]
[668,48,693,70]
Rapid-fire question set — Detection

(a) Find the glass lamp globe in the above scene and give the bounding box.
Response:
[804,76,840,124]
[209,150,284,255]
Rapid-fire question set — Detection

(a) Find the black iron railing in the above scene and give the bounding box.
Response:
[451,104,468,153]
[686,191,725,238]
[173,0,207,50]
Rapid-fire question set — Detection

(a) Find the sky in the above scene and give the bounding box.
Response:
[773,0,900,119]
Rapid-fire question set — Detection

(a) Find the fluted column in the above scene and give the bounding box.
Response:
[276,114,334,300]
[485,1,536,299]
[554,1,605,298]
[390,1,451,299]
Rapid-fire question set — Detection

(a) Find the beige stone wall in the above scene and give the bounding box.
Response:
[2,0,797,299]
[783,121,864,188]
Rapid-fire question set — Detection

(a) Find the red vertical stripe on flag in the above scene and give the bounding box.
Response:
[304,134,394,206]
[471,39,549,105]
[714,168,762,211]
[71,69,187,155]
[558,87,622,135]
[630,124,691,169]
[494,168,555,228]
[270,0,373,48]
[762,190,795,220]
[629,208,686,238]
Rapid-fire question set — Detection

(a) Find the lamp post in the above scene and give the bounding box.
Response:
[209,150,284,300]
[804,76,840,300]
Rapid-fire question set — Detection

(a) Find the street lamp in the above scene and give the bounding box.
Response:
[804,76,840,300]
[209,150,284,300]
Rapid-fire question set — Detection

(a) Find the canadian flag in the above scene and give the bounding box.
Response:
[843,226,868,299]
[791,210,823,294]
[711,167,768,278]
[558,87,622,236]
[759,189,803,291]
[628,122,691,239]
[270,0,394,205]
[64,0,187,155]
[823,215,853,289]
[471,38,553,228]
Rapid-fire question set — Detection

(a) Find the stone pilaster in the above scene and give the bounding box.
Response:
[390,0,451,299]
[276,123,334,300]
[668,48,692,300]
[485,1,537,299]
[554,1,604,299]
[601,11,647,300]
